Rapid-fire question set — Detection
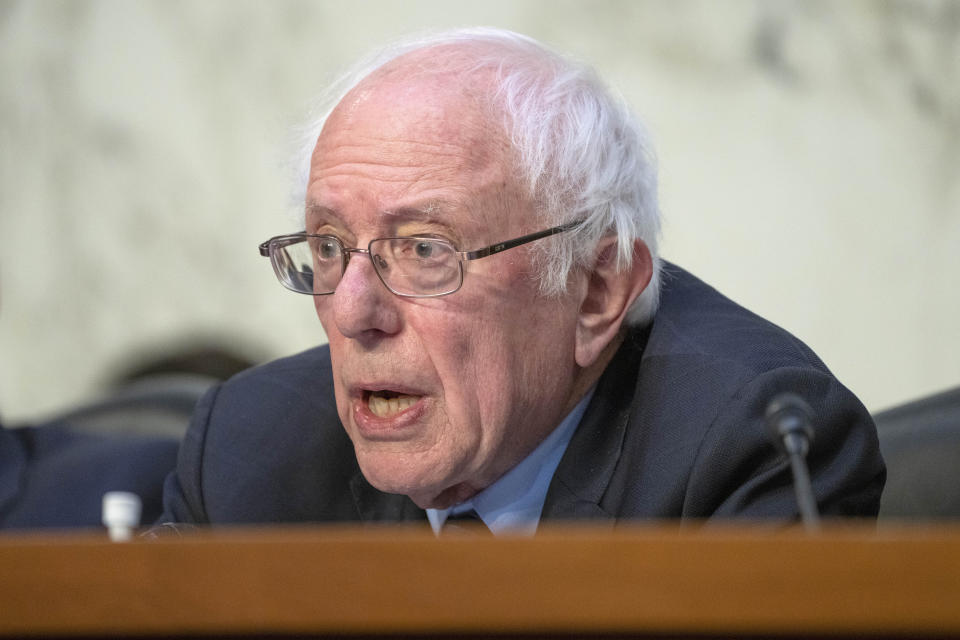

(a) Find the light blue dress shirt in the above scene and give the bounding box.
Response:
[427,387,595,536]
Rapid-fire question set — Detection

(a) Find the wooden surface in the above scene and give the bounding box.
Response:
[1,523,959,637]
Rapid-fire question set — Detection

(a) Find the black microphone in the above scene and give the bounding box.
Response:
[765,393,821,531]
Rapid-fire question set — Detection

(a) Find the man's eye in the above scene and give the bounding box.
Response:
[414,241,436,259]
[317,240,339,259]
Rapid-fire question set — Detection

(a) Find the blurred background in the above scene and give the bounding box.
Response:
[0,0,957,423]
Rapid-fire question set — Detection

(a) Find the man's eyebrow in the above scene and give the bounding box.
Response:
[382,201,453,219]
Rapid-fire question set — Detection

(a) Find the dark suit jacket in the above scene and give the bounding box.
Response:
[160,264,885,525]
[0,422,179,529]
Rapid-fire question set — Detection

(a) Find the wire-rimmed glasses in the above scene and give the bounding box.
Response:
[258,220,582,298]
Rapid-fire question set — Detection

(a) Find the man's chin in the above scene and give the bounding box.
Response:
[356,455,441,502]
[356,456,475,509]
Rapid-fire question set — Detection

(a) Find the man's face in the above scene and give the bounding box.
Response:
[306,70,585,508]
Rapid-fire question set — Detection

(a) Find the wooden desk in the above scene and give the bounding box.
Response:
[1,523,959,637]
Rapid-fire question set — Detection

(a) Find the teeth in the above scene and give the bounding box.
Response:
[367,393,418,417]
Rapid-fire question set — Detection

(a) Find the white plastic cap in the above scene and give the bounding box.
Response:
[102,491,142,542]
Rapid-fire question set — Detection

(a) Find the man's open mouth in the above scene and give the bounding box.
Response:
[366,390,420,418]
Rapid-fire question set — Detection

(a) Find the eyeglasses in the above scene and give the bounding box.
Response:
[259,220,582,298]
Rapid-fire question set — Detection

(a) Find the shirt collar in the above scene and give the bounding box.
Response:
[427,386,595,536]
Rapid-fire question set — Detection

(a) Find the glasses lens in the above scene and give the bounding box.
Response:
[270,237,314,293]
[270,236,342,294]
[371,238,461,296]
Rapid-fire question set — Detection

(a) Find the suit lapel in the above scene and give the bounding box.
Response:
[542,326,649,520]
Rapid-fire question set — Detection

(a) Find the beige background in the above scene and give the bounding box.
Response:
[1,0,957,422]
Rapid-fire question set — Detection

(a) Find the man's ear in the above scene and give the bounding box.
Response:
[575,238,653,368]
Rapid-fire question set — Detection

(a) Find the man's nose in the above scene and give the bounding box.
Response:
[329,251,401,340]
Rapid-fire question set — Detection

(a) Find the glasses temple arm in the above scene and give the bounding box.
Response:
[460,220,583,260]
[260,232,311,257]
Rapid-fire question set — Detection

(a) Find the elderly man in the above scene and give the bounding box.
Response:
[160,28,884,533]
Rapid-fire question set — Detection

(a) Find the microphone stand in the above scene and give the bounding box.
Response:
[765,393,821,532]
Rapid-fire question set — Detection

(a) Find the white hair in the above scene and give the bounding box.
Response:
[293,27,662,326]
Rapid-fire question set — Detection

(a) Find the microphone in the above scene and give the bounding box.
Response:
[765,393,821,531]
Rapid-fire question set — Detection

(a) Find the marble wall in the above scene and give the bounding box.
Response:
[1,0,957,421]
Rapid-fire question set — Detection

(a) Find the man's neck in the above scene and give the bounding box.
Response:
[563,330,624,417]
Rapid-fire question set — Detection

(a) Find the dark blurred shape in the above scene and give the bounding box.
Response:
[108,344,258,387]
[0,340,261,530]
[49,374,213,440]
[60,342,260,440]
[876,386,960,520]
[0,421,178,529]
